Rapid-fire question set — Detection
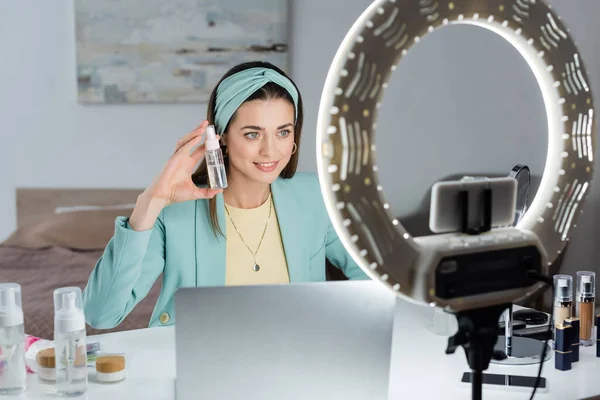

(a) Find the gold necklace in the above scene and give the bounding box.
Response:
[224,197,272,272]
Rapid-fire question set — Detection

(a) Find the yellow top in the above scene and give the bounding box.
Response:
[225,194,290,286]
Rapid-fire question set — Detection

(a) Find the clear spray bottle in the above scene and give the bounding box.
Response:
[54,287,87,397]
[0,283,26,395]
[205,124,228,189]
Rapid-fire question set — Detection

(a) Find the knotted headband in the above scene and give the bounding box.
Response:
[214,67,299,134]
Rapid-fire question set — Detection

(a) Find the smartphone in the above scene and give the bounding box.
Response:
[460,372,547,393]
[429,177,517,233]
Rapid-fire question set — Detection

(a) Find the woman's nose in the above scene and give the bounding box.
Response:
[260,136,276,156]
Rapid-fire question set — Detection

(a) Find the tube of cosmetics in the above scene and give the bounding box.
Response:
[554,324,572,371]
[564,317,580,362]
[576,271,595,346]
[596,314,599,358]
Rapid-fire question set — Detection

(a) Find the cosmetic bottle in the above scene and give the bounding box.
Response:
[54,287,88,396]
[553,275,573,328]
[0,283,26,395]
[596,314,599,357]
[205,125,228,189]
[576,271,595,346]
[554,323,572,371]
[564,317,580,362]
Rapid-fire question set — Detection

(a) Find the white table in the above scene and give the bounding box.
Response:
[11,299,600,400]
[388,301,600,400]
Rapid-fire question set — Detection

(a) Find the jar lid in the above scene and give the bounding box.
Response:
[96,355,125,373]
[37,348,55,368]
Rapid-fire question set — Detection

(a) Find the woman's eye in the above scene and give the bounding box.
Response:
[245,132,259,139]
[279,129,291,137]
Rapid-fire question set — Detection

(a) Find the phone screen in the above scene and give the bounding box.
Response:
[461,372,546,389]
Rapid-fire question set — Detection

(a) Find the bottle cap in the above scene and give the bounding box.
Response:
[576,271,595,298]
[553,274,573,302]
[0,283,24,327]
[205,125,220,151]
[37,348,56,368]
[96,355,126,373]
[53,287,85,333]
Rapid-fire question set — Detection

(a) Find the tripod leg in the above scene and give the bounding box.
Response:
[472,369,482,400]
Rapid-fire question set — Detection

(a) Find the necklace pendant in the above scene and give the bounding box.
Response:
[253,264,260,272]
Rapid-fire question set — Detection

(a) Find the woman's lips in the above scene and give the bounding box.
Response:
[254,161,279,173]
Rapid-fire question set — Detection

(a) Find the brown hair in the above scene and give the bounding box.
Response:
[192,61,304,237]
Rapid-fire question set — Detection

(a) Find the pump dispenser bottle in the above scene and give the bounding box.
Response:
[576,271,595,346]
[205,125,228,189]
[54,287,88,396]
[0,283,26,395]
[553,274,573,328]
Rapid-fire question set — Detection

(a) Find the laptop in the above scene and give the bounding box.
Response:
[174,280,397,400]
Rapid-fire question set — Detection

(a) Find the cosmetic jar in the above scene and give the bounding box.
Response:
[95,355,126,383]
[36,348,56,382]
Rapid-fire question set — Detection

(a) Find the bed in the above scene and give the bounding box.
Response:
[0,188,162,339]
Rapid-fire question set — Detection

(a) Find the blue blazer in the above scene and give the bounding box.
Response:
[83,172,369,329]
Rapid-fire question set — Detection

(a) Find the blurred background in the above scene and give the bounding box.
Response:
[0,0,598,337]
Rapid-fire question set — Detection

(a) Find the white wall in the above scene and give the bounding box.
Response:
[1,1,599,276]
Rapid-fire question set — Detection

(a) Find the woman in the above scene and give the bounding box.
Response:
[83,61,368,330]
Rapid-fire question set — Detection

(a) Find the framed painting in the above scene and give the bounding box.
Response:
[75,0,289,104]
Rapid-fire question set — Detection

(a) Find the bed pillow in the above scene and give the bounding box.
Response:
[2,208,133,250]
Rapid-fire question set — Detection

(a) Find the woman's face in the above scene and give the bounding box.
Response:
[223,98,296,186]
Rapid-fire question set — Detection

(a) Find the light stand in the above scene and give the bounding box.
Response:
[446,304,511,400]
[441,179,549,400]
[315,1,595,398]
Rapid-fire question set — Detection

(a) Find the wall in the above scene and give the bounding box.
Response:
[1,0,599,276]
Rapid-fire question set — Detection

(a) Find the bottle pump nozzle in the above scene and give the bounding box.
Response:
[0,283,24,327]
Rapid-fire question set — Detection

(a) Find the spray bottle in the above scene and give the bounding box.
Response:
[0,283,26,395]
[54,287,87,396]
[205,124,228,189]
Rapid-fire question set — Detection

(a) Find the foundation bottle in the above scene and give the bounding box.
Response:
[553,275,573,328]
[576,271,595,346]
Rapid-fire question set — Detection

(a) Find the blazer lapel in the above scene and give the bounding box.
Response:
[194,195,227,287]
[271,178,310,283]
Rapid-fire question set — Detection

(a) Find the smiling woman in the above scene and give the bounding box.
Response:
[81,61,369,330]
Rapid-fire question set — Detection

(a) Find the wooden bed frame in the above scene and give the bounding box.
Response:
[16,188,143,228]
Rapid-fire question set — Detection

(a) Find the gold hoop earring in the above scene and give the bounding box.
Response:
[291,143,297,155]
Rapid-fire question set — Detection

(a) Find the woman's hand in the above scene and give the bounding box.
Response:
[147,120,222,205]
[129,121,222,231]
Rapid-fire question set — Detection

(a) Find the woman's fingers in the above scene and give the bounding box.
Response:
[177,134,204,156]
[190,142,206,163]
[174,121,209,153]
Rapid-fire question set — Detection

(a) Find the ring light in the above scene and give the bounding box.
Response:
[316,0,596,312]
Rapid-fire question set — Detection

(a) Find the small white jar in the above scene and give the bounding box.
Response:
[95,355,126,383]
[36,348,56,383]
